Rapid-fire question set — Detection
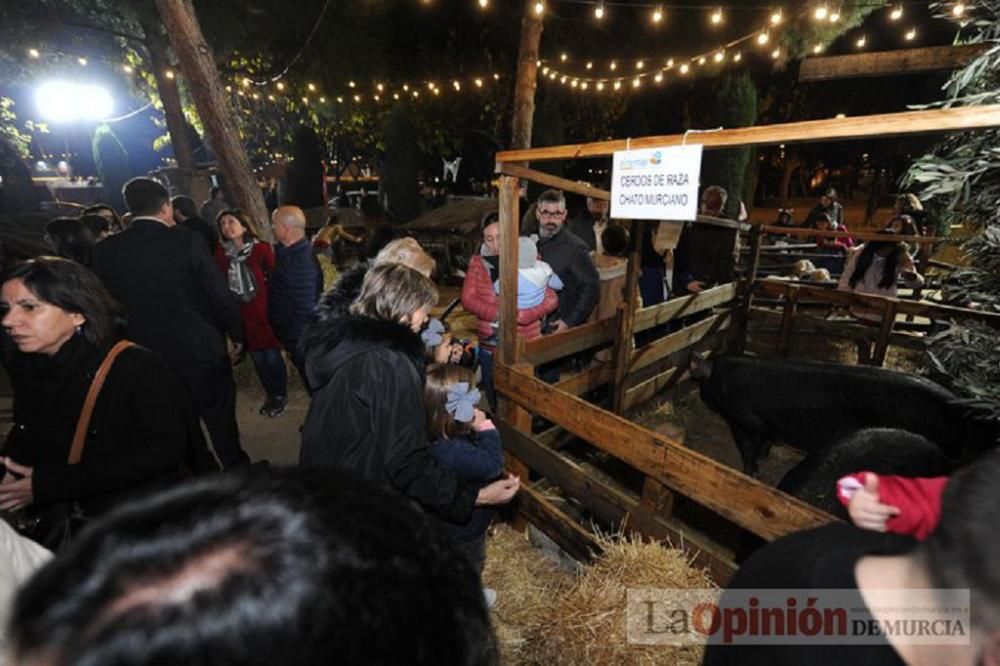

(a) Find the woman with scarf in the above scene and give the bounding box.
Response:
[460,212,557,410]
[214,209,288,417]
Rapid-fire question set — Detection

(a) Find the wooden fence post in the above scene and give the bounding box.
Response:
[872,301,898,367]
[735,225,763,353]
[611,220,643,414]
[776,285,799,357]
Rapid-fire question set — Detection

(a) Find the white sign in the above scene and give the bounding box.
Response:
[610,144,703,221]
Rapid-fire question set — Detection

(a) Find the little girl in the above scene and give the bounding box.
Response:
[424,364,503,576]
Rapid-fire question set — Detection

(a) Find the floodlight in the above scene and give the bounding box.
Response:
[36,81,113,123]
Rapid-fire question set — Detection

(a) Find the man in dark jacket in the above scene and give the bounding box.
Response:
[92,177,250,469]
[171,195,219,254]
[567,195,609,253]
[535,189,599,333]
[269,205,321,391]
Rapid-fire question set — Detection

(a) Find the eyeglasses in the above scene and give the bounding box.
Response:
[538,209,565,218]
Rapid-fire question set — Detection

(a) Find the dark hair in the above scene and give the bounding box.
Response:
[44,218,96,266]
[424,363,477,441]
[79,214,111,238]
[123,178,170,217]
[700,185,728,216]
[81,204,123,232]
[814,212,832,227]
[10,468,498,666]
[480,211,499,231]
[921,451,1000,631]
[601,224,628,257]
[3,257,124,350]
[886,214,918,238]
[848,230,903,290]
[537,189,566,208]
[776,210,794,226]
[216,208,259,244]
[171,195,199,220]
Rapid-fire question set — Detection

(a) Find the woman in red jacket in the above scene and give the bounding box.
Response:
[461,212,557,409]
[214,209,288,417]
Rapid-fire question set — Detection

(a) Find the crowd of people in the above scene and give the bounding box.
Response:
[0,174,983,665]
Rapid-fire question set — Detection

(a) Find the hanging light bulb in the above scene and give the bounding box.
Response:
[549,71,557,79]
[596,81,605,91]
[757,31,770,45]
[377,83,385,92]
[318,96,325,102]
[78,56,88,66]
[594,1,605,19]
[585,61,593,70]
[542,66,550,74]
[613,80,622,90]
[307,82,316,92]
[734,52,742,62]
[349,81,356,88]
[770,8,783,24]
[952,2,966,16]
[714,50,725,63]
[697,56,707,65]
[534,1,544,15]
[890,4,903,19]
[651,5,663,23]
[813,44,823,54]
[337,96,344,103]
[829,8,841,22]
[666,58,675,68]
[122,64,133,73]
[856,35,867,47]
[453,80,461,91]
[581,81,589,90]
[680,63,690,74]
[814,4,828,20]
[403,83,410,91]
[478,0,488,8]
[654,72,663,82]
[560,52,568,62]
[636,60,644,70]
[905,27,917,40]
[28,48,40,58]
[771,47,781,59]
[560,75,568,83]
[711,7,723,24]
[609,60,617,71]
[571,79,579,88]
[474,78,483,87]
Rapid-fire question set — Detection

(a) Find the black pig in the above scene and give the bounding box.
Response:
[693,354,990,477]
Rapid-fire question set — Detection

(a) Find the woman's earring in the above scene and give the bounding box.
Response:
[75,324,83,335]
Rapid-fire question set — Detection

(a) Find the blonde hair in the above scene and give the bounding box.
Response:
[350,263,438,324]
[424,364,477,441]
[373,238,436,277]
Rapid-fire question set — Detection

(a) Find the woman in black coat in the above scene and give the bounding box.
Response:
[0,258,194,526]
[299,263,519,524]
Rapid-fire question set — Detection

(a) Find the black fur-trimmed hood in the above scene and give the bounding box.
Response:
[304,312,426,390]
[299,264,367,354]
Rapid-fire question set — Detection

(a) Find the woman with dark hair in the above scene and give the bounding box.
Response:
[43,218,96,266]
[81,203,123,234]
[213,209,287,417]
[300,263,519,526]
[79,214,112,241]
[0,257,193,549]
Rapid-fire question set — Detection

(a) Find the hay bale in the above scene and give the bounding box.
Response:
[484,526,715,665]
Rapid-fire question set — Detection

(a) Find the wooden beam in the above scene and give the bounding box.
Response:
[749,308,925,352]
[634,282,737,333]
[497,421,737,583]
[494,363,835,541]
[497,163,610,201]
[799,44,990,82]
[522,316,617,364]
[754,279,1000,327]
[776,287,799,357]
[554,362,614,396]
[612,220,644,414]
[498,176,520,366]
[630,312,733,374]
[758,224,949,246]
[516,484,601,564]
[495,105,1000,163]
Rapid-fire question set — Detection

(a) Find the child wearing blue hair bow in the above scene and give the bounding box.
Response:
[424,364,503,586]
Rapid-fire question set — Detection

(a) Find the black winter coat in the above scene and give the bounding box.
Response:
[268,238,321,346]
[537,228,600,327]
[299,314,478,524]
[2,336,190,518]
[92,218,243,369]
[299,263,367,353]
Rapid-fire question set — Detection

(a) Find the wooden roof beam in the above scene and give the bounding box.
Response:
[799,44,989,82]
[494,104,1000,163]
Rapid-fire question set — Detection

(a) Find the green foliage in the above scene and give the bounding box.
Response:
[382,104,421,224]
[0,97,35,160]
[91,123,132,212]
[902,0,1000,412]
[702,71,758,218]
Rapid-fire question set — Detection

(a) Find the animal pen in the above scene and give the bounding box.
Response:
[491,105,1000,585]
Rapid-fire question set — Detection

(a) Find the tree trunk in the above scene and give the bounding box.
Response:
[510,0,544,152]
[138,16,195,171]
[154,0,272,239]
